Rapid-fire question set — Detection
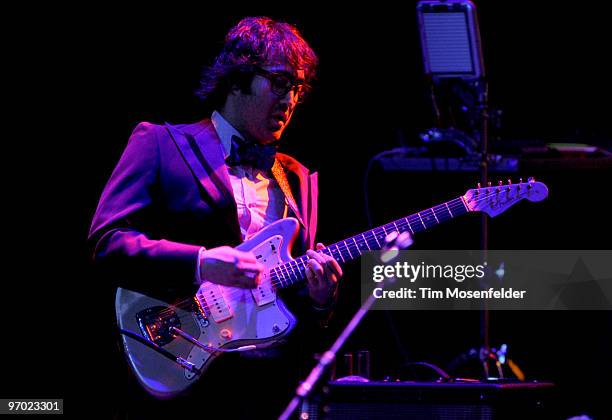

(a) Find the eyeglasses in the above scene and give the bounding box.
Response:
[253,67,310,103]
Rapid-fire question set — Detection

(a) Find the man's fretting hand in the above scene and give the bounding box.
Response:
[305,243,343,306]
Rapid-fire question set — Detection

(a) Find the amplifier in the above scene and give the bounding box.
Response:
[300,380,555,420]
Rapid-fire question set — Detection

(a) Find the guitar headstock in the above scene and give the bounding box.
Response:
[463,177,549,217]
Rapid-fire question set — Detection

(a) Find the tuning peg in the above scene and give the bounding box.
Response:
[498,180,503,186]
[477,182,482,189]
[527,176,535,190]
[507,179,512,185]
[487,181,492,187]
[519,177,523,184]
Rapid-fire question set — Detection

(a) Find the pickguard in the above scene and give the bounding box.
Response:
[185,234,294,378]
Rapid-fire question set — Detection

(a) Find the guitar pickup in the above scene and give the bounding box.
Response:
[196,284,233,323]
[251,274,276,306]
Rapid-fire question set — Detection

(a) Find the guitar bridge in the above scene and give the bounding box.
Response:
[136,306,181,346]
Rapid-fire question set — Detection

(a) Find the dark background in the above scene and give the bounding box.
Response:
[5,2,611,418]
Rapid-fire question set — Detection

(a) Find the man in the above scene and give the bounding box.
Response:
[89,16,341,418]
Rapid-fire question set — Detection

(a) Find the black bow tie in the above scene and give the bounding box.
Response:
[226,135,277,171]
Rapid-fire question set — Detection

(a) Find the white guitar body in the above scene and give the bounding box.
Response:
[116,218,301,398]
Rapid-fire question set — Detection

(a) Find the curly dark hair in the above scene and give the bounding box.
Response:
[196,17,318,110]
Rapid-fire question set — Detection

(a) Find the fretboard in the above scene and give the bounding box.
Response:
[269,196,469,289]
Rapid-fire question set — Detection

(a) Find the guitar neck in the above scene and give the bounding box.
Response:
[270,196,470,289]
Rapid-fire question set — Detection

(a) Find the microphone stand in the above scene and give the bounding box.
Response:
[477,78,491,377]
[279,232,414,420]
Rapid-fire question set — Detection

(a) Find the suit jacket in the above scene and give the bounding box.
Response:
[89,119,319,297]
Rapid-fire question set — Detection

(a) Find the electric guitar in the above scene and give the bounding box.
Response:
[116,179,548,398]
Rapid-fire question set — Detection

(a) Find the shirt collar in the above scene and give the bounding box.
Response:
[211,110,244,160]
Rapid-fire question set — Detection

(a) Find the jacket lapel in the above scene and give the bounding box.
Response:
[166,120,240,240]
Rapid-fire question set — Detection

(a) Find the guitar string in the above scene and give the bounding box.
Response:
[154,197,470,317]
[154,187,532,319]
[153,186,537,319]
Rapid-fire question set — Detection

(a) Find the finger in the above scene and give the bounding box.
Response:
[324,257,343,279]
[308,258,325,277]
[235,250,258,263]
[322,263,338,284]
[242,264,265,288]
[236,261,265,275]
[316,243,326,251]
[307,249,326,266]
[304,264,315,286]
[305,266,322,291]
[236,270,261,288]
[307,258,325,284]
[228,274,256,289]
[253,272,262,287]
